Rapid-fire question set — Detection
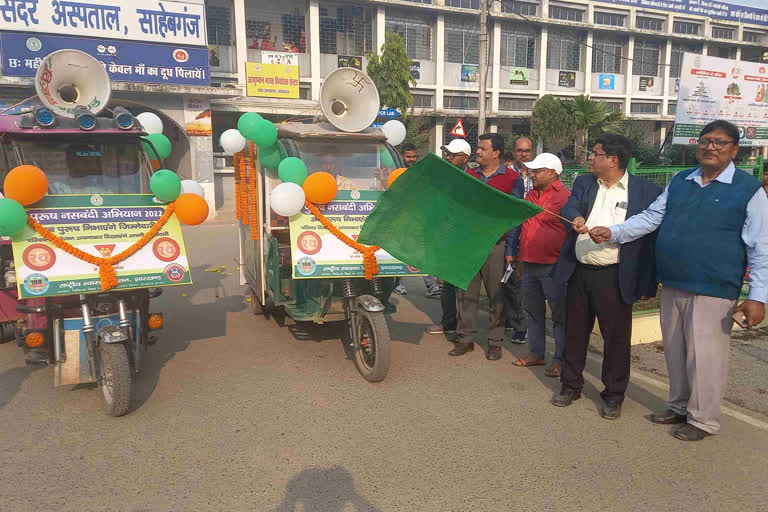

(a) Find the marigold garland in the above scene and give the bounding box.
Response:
[304,200,379,280]
[248,142,260,241]
[233,152,243,220]
[27,204,176,291]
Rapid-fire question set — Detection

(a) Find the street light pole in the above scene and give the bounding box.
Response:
[478,0,488,135]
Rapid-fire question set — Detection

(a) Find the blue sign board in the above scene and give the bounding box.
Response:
[378,108,401,118]
[600,0,768,27]
[0,32,210,87]
[598,74,615,90]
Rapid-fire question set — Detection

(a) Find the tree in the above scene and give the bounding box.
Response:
[401,115,430,152]
[567,95,624,164]
[366,32,417,117]
[530,95,574,151]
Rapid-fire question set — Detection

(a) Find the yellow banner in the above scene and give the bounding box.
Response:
[246,62,299,98]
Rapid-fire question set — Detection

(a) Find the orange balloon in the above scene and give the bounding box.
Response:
[302,171,338,204]
[149,159,162,171]
[386,167,407,189]
[175,193,209,225]
[4,165,48,205]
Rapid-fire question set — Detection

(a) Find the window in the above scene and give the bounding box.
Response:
[500,24,536,68]
[445,18,480,64]
[670,42,701,78]
[206,6,232,45]
[547,30,582,70]
[712,27,734,40]
[386,13,432,60]
[499,97,536,111]
[445,0,479,8]
[742,47,767,62]
[673,21,700,35]
[412,94,433,108]
[501,0,537,16]
[636,16,663,31]
[592,34,624,74]
[743,31,762,43]
[549,6,583,22]
[633,39,661,76]
[245,4,307,54]
[444,95,478,109]
[605,102,624,113]
[401,0,432,3]
[594,12,625,27]
[319,5,373,55]
[709,46,735,59]
[668,102,677,115]
[631,102,660,114]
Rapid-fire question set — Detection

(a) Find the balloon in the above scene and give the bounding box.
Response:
[381,120,406,146]
[180,179,205,199]
[220,129,247,155]
[278,157,308,185]
[386,167,407,189]
[142,133,172,160]
[4,165,48,206]
[0,198,28,236]
[175,193,209,225]
[150,169,181,202]
[136,112,163,134]
[149,159,162,171]
[379,147,395,168]
[250,119,278,147]
[270,182,306,217]
[237,112,264,140]
[302,172,338,205]
[259,142,284,169]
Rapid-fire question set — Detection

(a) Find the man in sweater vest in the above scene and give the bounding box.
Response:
[590,120,768,441]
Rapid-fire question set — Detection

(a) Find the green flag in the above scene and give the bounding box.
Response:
[358,152,543,289]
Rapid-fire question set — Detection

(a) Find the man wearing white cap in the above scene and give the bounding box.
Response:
[440,139,472,169]
[510,153,571,377]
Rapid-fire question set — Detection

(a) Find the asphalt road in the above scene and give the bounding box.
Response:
[1,221,767,512]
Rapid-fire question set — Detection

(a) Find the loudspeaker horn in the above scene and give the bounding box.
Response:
[34,49,111,119]
[320,67,380,133]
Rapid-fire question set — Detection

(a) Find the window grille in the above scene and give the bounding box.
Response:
[386,13,433,60]
[709,46,735,59]
[549,6,583,22]
[743,32,762,43]
[501,0,537,16]
[499,97,536,111]
[594,12,625,27]
[712,27,734,40]
[636,16,663,31]
[670,42,701,78]
[633,39,661,76]
[500,24,536,68]
[245,3,307,53]
[319,4,373,55]
[605,102,624,113]
[445,18,480,64]
[445,0,479,9]
[631,102,660,114]
[592,34,624,74]
[206,6,232,45]
[547,30,582,71]
[412,94,433,108]
[673,21,700,35]
[668,102,677,115]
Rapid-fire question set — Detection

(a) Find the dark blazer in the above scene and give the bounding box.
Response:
[549,173,662,304]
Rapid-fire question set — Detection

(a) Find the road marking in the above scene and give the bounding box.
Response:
[585,353,768,432]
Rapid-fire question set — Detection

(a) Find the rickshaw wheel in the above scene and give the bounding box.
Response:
[98,343,131,417]
[352,309,391,382]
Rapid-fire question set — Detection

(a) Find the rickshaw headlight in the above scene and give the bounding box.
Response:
[33,106,55,127]
[112,106,135,130]
[74,106,96,131]
[25,332,45,348]
[148,314,163,330]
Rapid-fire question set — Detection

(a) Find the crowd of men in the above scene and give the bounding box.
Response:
[400,120,768,442]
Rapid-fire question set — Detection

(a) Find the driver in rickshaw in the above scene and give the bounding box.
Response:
[319,152,358,191]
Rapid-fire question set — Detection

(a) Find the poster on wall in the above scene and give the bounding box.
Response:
[184,96,212,137]
[263,52,298,66]
[246,62,300,98]
[410,62,421,80]
[338,55,362,69]
[461,64,479,83]
[673,53,768,146]
[639,76,655,91]
[509,67,529,85]
[558,71,576,88]
[675,78,680,93]
[599,74,616,90]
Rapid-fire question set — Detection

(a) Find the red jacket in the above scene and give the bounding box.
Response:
[518,179,570,264]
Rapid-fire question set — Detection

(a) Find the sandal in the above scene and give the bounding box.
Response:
[545,362,562,378]
[512,355,546,367]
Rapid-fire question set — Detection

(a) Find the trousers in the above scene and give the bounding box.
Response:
[522,262,566,362]
[440,281,457,331]
[456,243,506,346]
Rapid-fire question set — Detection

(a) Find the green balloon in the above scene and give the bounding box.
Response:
[150,169,181,202]
[237,112,263,140]
[251,119,278,147]
[143,133,172,160]
[0,198,27,237]
[259,142,284,169]
[380,147,395,168]
[278,157,308,185]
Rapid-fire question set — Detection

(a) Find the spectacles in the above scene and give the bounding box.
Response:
[529,168,553,174]
[697,138,733,149]
[442,150,456,159]
[588,151,608,159]
[514,148,533,154]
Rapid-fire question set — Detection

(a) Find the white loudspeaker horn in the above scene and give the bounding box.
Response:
[34,49,111,119]
[320,67,380,133]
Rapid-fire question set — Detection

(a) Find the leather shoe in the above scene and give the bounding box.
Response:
[552,388,581,407]
[448,342,474,356]
[602,400,622,420]
[486,346,502,360]
[649,409,687,425]
[672,423,713,442]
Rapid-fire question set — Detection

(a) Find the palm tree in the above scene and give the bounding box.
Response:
[566,95,625,164]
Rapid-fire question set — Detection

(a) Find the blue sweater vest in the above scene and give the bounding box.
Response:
[656,167,760,300]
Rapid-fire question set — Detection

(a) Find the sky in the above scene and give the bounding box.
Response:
[731,0,766,8]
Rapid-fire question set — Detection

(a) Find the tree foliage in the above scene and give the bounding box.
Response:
[531,95,573,149]
[401,115,430,152]
[366,32,417,118]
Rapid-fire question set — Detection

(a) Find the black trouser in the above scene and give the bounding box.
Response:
[561,264,633,404]
[503,271,527,333]
[441,282,457,331]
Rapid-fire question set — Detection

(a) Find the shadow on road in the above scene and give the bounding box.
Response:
[272,465,381,512]
[0,365,44,410]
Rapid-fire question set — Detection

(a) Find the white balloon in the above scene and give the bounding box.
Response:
[180,180,205,199]
[220,128,247,155]
[270,182,306,217]
[381,119,406,146]
[136,112,163,134]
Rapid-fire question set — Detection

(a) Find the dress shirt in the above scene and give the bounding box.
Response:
[513,161,534,196]
[518,179,570,264]
[609,162,768,302]
[575,171,629,265]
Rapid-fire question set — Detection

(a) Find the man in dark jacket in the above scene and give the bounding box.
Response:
[550,134,661,419]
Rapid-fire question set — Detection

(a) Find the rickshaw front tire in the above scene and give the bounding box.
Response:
[353,309,391,383]
[98,343,132,417]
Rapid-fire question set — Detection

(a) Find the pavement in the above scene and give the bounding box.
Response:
[1,221,767,512]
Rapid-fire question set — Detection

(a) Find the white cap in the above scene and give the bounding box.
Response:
[441,139,472,157]
[525,152,563,175]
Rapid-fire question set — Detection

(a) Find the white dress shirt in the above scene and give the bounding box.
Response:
[576,171,629,265]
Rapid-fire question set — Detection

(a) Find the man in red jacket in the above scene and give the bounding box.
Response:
[511,153,571,377]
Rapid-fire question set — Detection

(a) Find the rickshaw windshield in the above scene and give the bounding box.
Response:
[294,140,397,192]
[5,137,150,195]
